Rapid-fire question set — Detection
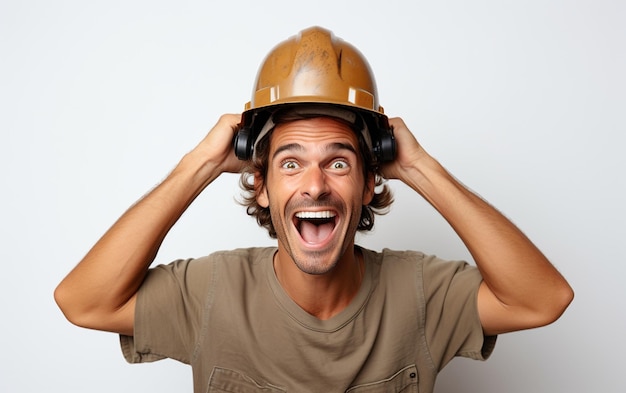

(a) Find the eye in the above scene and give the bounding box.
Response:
[281,160,299,170]
[331,160,349,170]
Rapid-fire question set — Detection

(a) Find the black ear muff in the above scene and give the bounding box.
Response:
[373,127,396,163]
[233,125,254,160]
[234,111,272,160]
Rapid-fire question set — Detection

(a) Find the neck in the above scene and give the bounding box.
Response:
[273,246,364,320]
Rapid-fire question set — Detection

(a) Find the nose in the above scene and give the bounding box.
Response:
[301,166,330,200]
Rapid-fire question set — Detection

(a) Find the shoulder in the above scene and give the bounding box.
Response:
[162,247,276,270]
[369,248,476,275]
[361,247,431,270]
[203,247,277,263]
[360,247,481,289]
[361,247,421,260]
[196,247,276,273]
[360,248,429,292]
[146,247,276,285]
[192,247,276,284]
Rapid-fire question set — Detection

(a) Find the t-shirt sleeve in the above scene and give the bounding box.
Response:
[421,255,497,370]
[120,257,213,365]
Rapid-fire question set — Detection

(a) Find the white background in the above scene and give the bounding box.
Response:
[1,0,624,392]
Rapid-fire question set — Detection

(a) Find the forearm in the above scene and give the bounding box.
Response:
[55,148,220,330]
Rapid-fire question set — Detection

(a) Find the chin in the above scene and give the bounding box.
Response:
[293,255,339,275]
[289,240,351,276]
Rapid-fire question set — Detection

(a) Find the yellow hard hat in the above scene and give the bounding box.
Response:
[234,26,395,162]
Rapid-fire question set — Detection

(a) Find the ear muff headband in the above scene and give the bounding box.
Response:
[233,109,396,163]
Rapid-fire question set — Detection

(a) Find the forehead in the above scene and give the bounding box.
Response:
[269,117,360,151]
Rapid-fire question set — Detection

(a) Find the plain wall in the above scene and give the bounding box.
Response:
[1,0,624,392]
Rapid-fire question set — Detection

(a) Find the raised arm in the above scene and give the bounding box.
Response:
[383,118,574,336]
[54,114,245,336]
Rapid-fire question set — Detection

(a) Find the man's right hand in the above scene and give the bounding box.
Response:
[187,113,248,177]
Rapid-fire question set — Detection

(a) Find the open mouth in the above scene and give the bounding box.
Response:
[294,211,337,245]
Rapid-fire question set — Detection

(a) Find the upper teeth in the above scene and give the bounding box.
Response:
[295,211,336,219]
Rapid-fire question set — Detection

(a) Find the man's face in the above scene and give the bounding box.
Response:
[256,117,374,275]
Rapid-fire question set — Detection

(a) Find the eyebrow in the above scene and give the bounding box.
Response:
[272,142,357,160]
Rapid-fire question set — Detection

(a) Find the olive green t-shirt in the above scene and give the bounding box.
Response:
[121,247,495,392]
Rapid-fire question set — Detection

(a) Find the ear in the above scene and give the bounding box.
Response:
[255,172,269,208]
[362,173,376,205]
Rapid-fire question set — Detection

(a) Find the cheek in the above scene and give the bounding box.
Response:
[339,172,372,203]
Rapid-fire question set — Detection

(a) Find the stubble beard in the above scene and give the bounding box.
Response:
[270,194,361,276]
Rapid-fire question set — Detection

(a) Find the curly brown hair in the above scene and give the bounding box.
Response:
[238,109,394,239]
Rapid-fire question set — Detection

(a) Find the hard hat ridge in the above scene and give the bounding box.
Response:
[245,26,381,113]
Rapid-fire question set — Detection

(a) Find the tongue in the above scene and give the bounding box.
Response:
[300,221,334,244]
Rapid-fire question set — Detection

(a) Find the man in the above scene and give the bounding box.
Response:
[55,27,573,392]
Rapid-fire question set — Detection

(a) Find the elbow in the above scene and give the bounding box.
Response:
[54,282,135,335]
[54,283,80,327]
[481,277,574,335]
[554,282,575,319]
[535,281,575,328]
[54,282,93,329]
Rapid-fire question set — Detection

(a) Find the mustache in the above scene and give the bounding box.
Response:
[285,197,345,214]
